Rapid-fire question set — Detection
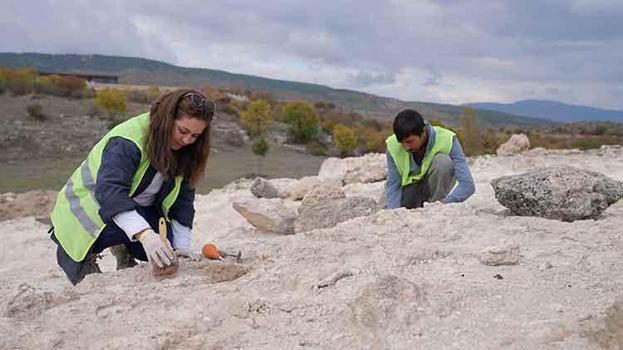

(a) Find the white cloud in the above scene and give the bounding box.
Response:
[1,0,622,109]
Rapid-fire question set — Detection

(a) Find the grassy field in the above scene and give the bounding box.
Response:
[0,144,326,194]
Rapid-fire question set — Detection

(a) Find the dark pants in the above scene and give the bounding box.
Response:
[51,206,172,285]
[401,154,456,209]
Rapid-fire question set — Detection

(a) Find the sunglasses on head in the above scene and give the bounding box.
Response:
[181,92,215,117]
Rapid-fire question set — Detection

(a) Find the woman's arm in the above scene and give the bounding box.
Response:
[95,137,142,222]
[168,177,196,228]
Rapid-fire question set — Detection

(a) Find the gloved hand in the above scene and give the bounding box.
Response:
[138,229,175,268]
[175,247,202,261]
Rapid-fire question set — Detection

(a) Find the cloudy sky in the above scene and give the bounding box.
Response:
[2,0,623,109]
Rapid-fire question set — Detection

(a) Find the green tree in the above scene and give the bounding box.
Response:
[241,99,272,137]
[460,107,483,155]
[333,124,357,156]
[282,101,320,143]
[241,100,273,175]
[251,136,269,175]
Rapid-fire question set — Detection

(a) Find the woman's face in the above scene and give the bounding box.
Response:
[171,114,208,150]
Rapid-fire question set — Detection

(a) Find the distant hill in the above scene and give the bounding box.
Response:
[0,52,552,128]
[470,100,623,123]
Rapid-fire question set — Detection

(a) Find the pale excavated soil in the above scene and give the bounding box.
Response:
[1,147,623,349]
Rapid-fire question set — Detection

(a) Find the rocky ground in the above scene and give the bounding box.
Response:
[1,146,623,349]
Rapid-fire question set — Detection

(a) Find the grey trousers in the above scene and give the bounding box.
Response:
[401,154,455,209]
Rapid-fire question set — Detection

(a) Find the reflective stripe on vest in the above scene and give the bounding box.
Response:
[64,160,100,236]
[386,126,455,187]
[51,113,184,262]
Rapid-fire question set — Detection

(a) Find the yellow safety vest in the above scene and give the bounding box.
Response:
[386,126,455,187]
[51,113,183,262]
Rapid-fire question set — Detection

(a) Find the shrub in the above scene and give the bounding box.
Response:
[249,91,276,106]
[320,110,362,129]
[57,75,87,97]
[94,88,127,119]
[230,99,248,115]
[219,102,240,116]
[333,124,357,156]
[241,99,272,137]
[321,118,337,134]
[571,137,602,150]
[251,137,269,156]
[37,76,59,96]
[37,74,90,98]
[0,73,5,94]
[0,68,36,95]
[358,125,387,154]
[314,101,336,111]
[361,118,385,131]
[26,103,47,121]
[201,84,226,102]
[121,86,160,104]
[428,118,447,128]
[594,124,608,136]
[146,86,161,102]
[282,101,320,143]
[271,102,286,122]
[305,140,328,156]
[481,129,501,154]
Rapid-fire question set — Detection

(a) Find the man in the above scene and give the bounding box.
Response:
[385,109,475,209]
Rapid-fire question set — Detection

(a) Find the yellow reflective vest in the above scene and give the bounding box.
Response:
[51,113,183,262]
[386,126,455,187]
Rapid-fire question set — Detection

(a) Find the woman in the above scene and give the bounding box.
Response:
[50,89,214,285]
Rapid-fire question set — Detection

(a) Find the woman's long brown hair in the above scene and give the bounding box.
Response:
[146,88,214,187]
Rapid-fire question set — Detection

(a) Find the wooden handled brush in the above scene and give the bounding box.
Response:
[152,217,178,278]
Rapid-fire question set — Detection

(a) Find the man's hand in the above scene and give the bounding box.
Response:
[138,229,175,268]
[175,248,202,261]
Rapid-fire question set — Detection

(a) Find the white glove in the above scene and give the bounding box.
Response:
[138,229,175,268]
[175,248,202,261]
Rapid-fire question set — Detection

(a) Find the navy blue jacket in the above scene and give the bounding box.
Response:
[94,137,196,228]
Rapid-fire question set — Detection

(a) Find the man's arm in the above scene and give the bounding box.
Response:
[384,151,403,209]
[441,137,475,203]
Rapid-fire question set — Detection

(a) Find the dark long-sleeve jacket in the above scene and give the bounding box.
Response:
[94,137,195,228]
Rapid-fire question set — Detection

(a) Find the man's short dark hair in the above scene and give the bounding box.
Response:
[393,109,426,142]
